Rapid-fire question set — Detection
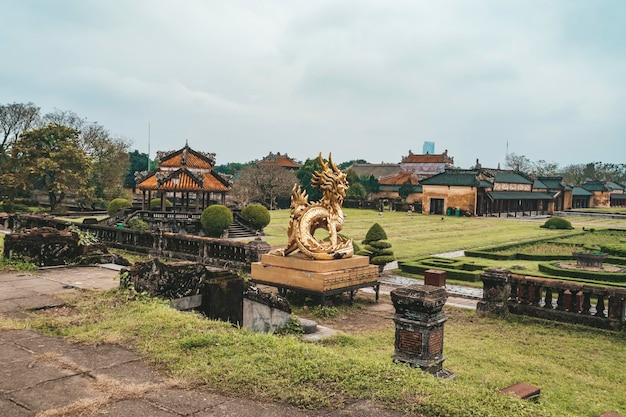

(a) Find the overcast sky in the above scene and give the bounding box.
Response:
[2,1,625,169]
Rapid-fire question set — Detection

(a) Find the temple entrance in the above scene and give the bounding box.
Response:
[430,198,444,215]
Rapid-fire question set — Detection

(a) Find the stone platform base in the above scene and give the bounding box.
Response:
[250,253,379,303]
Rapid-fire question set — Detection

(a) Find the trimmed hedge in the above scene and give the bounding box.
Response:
[150,198,172,210]
[363,223,387,243]
[541,217,574,230]
[538,262,626,283]
[399,261,481,282]
[201,205,233,238]
[600,244,626,258]
[107,198,132,216]
[241,204,271,229]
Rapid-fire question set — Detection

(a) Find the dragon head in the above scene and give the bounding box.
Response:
[311,152,348,205]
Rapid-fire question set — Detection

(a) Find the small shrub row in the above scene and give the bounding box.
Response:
[599,243,626,258]
[399,260,482,282]
[541,216,574,230]
[538,262,626,283]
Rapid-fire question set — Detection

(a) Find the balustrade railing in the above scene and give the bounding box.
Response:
[12,214,271,271]
[478,268,626,331]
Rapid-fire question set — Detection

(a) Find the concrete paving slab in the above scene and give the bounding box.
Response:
[194,397,310,417]
[64,344,141,370]
[0,299,22,313]
[0,329,41,344]
[325,400,405,417]
[37,266,120,291]
[0,344,31,365]
[8,374,99,412]
[0,360,79,393]
[14,333,82,355]
[0,398,32,417]
[13,294,66,310]
[96,399,180,417]
[0,273,35,283]
[145,387,229,415]
[93,360,164,385]
[0,288,39,301]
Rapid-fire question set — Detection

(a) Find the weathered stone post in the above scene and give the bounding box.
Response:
[390,284,454,379]
[245,238,272,264]
[477,268,511,316]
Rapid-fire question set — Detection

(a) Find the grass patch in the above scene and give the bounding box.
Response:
[262,209,588,261]
[23,289,626,417]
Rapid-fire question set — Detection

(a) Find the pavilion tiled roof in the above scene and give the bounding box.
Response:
[137,168,229,192]
[379,172,419,185]
[257,152,300,169]
[346,163,400,179]
[401,151,454,164]
[157,145,215,170]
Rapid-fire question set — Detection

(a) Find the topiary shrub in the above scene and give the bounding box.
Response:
[358,223,394,274]
[363,222,387,243]
[541,217,573,230]
[241,204,271,230]
[127,218,149,231]
[201,205,233,237]
[107,198,132,216]
[150,198,172,211]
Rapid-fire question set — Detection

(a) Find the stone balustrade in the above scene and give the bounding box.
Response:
[478,268,626,331]
[12,214,271,271]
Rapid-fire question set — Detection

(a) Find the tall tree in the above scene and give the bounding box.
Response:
[82,122,130,202]
[296,157,324,202]
[561,163,586,185]
[338,159,368,170]
[231,164,298,209]
[11,124,91,211]
[505,153,533,173]
[0,102,40,156]
[43,109,131,203]
[398,179,415,200]
[362,174,380,195]
[125,150,150,190]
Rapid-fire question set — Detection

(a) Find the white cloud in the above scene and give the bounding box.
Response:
[1,0,625,168]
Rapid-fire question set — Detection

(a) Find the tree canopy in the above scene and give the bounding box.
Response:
[11,124,91,211]
[231,164,297,209]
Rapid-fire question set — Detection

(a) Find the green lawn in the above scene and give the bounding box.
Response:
[261,209,625,261]
[3,290,623,417]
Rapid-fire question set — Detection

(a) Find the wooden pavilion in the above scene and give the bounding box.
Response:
[135,144,231,212]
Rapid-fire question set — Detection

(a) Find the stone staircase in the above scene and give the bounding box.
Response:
[227,220,258,239]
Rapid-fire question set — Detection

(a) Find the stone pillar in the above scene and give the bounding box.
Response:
[390,284,454,379]
[245,238,272,263]
[477,268,511,316]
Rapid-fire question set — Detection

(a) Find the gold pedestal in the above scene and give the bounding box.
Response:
[250,253,380,303]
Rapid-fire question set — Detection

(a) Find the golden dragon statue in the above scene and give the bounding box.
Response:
[275,152,353,260]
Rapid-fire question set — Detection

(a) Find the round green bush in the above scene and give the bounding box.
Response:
[541,217,573,230]
[363,223,387,243]
[241,204,271,229]
[127,218,149,231]
[149,198,172,211]
[201,205,233,237]
[107,198,132,215]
